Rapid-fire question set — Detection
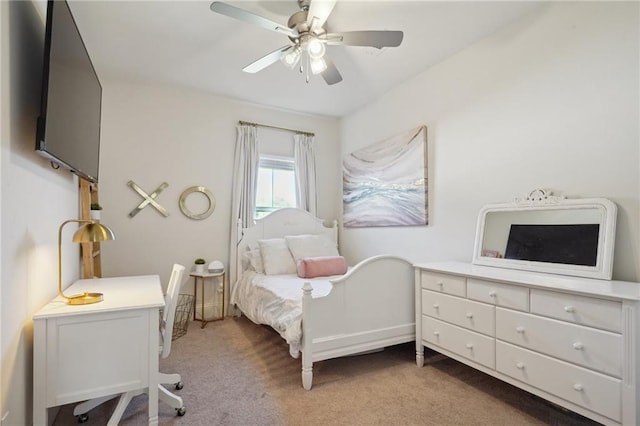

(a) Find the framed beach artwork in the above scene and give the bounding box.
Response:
[343,126,428,227]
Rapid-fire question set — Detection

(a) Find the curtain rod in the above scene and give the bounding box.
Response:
[238,120,315,137]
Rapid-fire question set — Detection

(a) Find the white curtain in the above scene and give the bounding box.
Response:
[294,133,317,216]
[229,124,259,289]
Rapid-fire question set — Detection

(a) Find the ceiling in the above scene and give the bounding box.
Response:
[69,1,544,118]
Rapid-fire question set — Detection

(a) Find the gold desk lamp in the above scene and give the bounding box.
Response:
[58,219,115,305]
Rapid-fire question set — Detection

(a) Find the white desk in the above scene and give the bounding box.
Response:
[33,275,165,425]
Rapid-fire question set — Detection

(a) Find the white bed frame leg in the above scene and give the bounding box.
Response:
[301,282,313,390]
[302,367,313,390]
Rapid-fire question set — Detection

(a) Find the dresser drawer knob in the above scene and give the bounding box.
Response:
[572,342,584,350]
[433,331,440,337]
[516,362,525,370]
[573,384,584,392]
[516,326,525,334]
[466,343,473,349]
[433,304,440,309]
[488,291,497,298]
[437,281,444,288]
[564,306,575,313]
[466,312,473,319]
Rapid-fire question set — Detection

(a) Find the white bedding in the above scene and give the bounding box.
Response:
[230,271,341,357]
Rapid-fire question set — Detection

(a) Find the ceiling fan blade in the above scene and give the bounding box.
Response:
[325,30,404,49]
[210,2,296,38]
[321,54,343,85]
[243,45,291,74]
[306,0,337,31]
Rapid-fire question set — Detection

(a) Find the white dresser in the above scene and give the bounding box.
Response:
[415,261,640,425]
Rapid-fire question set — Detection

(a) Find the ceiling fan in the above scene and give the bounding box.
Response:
[209,0,404,85]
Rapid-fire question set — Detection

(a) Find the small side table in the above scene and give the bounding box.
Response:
[190,271,225,328]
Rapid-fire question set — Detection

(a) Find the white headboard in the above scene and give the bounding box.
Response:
[233,208,338,285]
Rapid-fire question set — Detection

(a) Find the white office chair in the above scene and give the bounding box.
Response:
[74,264,187,424]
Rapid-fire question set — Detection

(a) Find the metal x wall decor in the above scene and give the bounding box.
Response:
[127,181,169,217]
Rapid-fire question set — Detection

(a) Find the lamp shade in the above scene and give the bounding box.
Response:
[72,222,115,243]
[307,38,325,59]
[310,57,327,75]
[281,45,301,69]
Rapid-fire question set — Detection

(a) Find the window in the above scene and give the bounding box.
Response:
[255,156,296,219]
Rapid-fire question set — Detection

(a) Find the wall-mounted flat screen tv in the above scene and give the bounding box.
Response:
[505,224,599,267]
[36,0,101,183]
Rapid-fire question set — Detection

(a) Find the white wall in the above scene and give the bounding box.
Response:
[1,1,82,424]
[340,2,639,282]
[97,81,340,290]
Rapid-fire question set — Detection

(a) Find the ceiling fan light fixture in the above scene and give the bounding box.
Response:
[210,0,404,86]
[281,46,301,69]
[307,38,325,59]
[310,56,327,75]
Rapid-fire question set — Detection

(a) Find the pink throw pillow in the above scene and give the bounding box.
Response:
[297,256,348,278]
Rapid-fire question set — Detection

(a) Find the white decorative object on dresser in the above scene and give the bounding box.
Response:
[415,190,640,426]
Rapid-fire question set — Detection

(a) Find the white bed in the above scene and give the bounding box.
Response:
[231,208,415,390]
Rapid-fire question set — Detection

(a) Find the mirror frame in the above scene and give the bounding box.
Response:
[472,189,617,280]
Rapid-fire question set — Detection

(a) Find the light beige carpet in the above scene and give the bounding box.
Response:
[54,316,599,425]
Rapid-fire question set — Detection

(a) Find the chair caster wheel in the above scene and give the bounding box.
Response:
[175,381,183,390]
[77,413,89,423]
[176,406,186,416]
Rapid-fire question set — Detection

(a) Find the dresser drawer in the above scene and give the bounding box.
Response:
[422,290,495,336]
[422,316,495,369]
[496,341,621,422]
[467,279,529,311]
[530,289,621,333]
[496,308,622,378]
[420,271,466,297]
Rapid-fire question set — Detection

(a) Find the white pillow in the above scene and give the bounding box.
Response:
[285,234,339,262]
[242,243,264,274]
[258,238,297,275]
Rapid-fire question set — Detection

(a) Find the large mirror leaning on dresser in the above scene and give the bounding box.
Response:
[472,188,617,280]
